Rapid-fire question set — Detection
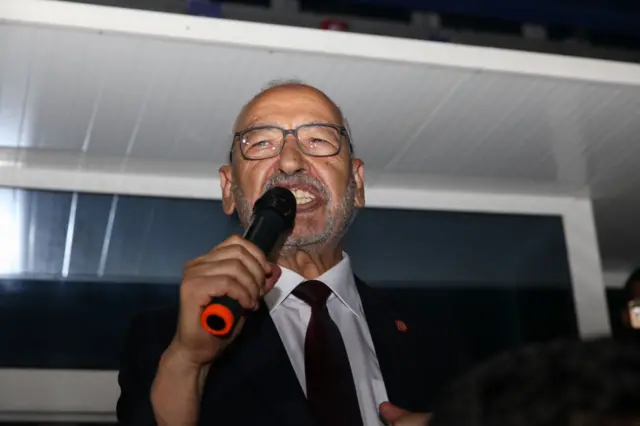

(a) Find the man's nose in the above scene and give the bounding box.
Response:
[277,134,306,175]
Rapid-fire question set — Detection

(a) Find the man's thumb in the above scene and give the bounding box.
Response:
[379,401,409,424]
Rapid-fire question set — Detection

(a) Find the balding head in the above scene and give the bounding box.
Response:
[229,80,353,163]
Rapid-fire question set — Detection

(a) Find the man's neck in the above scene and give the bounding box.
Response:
[277,247,343,279]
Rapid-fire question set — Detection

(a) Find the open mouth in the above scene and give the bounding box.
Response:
[291,188,315,206]
[274,183,325,213]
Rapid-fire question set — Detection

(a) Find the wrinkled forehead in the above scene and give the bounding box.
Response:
[234,85,343,131]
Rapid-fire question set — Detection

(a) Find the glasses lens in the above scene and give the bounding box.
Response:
[240,127,284,159]
[298,125,341,156]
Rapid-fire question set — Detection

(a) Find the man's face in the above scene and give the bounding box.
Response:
[219,85,365,254]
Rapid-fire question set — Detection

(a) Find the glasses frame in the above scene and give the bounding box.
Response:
[231,123,352,161]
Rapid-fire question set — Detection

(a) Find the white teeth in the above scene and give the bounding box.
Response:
[292,189,315,205]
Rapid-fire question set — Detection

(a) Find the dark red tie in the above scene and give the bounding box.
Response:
[292,280,364,426]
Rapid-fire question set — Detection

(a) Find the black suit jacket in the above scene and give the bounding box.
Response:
[117,277,465,425]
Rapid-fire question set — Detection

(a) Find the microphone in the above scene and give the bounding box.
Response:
[200,186,297,337]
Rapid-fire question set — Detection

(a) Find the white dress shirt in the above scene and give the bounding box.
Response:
[264,253,389,426]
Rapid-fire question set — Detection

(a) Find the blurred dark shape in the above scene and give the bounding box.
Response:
[614,268,640,344]
[320,18,349,31]
[299,0,411,23]
[342,0,640,38]
[430,337,640,426]
[188,0,222,17]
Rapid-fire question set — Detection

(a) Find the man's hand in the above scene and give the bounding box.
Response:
[379,402,431,426]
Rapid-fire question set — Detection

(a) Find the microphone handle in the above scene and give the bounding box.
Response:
[200,295,244,337]
[200,210,287,337]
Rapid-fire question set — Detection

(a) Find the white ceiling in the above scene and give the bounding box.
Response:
[1,0,640,267]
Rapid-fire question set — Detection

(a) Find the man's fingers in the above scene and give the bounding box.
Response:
[379,402,431,426]
[379,401,410,424]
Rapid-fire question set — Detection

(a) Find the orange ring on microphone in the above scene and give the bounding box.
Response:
[200,304,235,336]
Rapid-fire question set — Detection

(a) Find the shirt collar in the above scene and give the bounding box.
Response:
[264,252,362,318]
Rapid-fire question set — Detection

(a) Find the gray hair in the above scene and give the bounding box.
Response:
[228,78,354,164]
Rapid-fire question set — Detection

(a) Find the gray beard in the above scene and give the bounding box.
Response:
[231,171,358,256]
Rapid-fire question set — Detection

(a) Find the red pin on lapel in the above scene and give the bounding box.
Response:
[395,319,408,332]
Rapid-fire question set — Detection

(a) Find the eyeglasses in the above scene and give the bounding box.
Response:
[233,123,350,161]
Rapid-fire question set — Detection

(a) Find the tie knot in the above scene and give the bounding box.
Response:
[292,280,332,308]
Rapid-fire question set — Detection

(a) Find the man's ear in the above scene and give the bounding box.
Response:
[352,158,365,208]
[219,165,236,215]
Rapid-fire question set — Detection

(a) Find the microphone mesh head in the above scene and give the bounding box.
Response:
[253,187,296,229]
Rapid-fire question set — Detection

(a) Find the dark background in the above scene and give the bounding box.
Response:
[0,188,580,371]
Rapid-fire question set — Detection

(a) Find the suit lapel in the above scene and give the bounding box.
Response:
[201,301,314,426]
[355,277,424,412]
[200,276,426,424]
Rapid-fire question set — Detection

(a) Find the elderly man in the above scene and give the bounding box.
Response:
[117,81,456,426]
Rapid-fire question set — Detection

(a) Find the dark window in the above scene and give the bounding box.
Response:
[299,0,411,23]
[220,0,270,6]
[0,187,576,370]
[439,13,522,36]
[589,31,640,51]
